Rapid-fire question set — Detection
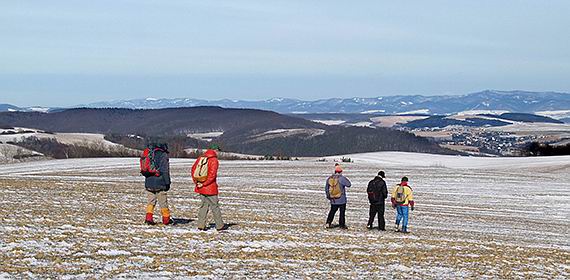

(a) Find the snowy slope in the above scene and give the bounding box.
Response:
[0,154,568,278]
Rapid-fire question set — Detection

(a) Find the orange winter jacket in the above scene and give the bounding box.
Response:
[191,149,219,196]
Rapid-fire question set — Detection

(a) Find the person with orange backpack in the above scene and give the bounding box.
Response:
[141,143,173,225]
[391,176,415,233]
[325,164,352,229]
[191,144,226,231]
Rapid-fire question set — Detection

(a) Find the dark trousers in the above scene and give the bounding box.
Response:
[326,204,346,226]
[368,203,385,230]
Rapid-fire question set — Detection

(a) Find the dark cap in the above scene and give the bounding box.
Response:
[378,171,385,178]
[401,176,408,182]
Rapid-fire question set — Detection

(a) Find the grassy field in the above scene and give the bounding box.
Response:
[1,155,569,279]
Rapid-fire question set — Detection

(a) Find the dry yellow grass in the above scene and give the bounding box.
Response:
[0,158,568,278]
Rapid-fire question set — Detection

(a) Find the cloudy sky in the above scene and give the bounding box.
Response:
[1,0,569,106]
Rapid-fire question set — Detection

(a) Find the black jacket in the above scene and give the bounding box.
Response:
[144,150,171,192]
[367,176,387,205]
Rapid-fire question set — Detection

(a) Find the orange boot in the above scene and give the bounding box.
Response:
[145,205,155,225]
[161,208,173,225]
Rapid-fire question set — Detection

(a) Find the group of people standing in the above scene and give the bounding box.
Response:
[325,165,415,233]
[141,143,414,234]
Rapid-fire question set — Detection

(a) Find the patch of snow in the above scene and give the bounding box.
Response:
[326,151,570,169]
[29,107,50,113]
[457,110,510,116]
[360,110,385,114]
[97,249,132,256]
[312,120,346,126]
[188,131,224,142]
[535,110,570,120]
[396,109,430,115]
[348,122,373,127]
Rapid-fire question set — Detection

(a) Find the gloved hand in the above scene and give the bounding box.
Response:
[411,206,415,211]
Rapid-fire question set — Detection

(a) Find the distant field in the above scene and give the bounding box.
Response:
[0,153,569,278]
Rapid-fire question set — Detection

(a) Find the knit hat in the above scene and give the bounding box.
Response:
[334,164,343,173]
[208,143,221,151]
[378,170,385,178]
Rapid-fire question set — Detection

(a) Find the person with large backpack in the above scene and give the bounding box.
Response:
[367,170,388,231]
[391,176,415,233]
[191,144,226,231]
[325,164,352,229]
[141,143,173,225]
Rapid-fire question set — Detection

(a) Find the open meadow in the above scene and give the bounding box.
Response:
[1,153,569,279]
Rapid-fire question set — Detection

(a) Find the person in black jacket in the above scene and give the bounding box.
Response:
[366,170,388,230]
[143,143,173,225]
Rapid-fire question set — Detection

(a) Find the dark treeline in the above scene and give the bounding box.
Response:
[524,142,570,156]
[222,126,454,157]
[15,137,138,159]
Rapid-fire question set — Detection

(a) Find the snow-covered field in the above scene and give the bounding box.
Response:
[1,153,569,279]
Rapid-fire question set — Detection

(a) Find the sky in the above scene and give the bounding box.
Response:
[1,0,569,107]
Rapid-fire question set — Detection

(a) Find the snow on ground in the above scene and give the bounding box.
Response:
[311,120,346,126]
[0,153,568,278]
[0,128,124,148]
[0,144,45,163]
[187,132,224,142]
[347,121,373,127]
[456,110,510,116]
[370,115,430,127]
[396,109,430,115]
[535,110,570,120]
[248,128,326,142]
[486,122,570,134]
[327,151,570,170]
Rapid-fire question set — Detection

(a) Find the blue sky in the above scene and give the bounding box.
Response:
[1,1,569,107]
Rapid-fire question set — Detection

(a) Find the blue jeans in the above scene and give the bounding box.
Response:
[396,205,409,232]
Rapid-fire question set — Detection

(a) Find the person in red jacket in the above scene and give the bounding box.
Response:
[191,145,226,231]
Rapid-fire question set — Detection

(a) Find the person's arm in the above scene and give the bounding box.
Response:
[408,187,415,210]
[160,154,171,186]
[341,176,351,188]
[325,181,331,199]
[201,157,219,187]
[381,181,388,200]
[190,159,198,184]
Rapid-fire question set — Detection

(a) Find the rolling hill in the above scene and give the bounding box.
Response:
[0,107,451,157]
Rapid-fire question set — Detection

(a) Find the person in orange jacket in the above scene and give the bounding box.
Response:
[191,144,226,231]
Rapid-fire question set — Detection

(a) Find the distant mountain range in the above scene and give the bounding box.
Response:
[3,90,570,117]
[82,90,570,116]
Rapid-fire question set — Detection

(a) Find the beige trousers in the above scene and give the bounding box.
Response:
[197,194,224,230]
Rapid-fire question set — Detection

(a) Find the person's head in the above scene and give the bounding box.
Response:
[334,164,343,173]
[401,176,408,182]
[378,170,385,178]
[151,143,169,153]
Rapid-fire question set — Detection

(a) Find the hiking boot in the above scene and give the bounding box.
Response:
[339,225,348,230]
[163,218,175,226]
[394,224,400,232]
[325,223,333,229]
[216,224,229,231]
[379,228,386,231]
[198,227,207,231]
[144,220,156,225]
[367,225,374,230]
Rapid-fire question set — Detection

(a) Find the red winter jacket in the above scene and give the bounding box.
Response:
[191,149,219,196]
